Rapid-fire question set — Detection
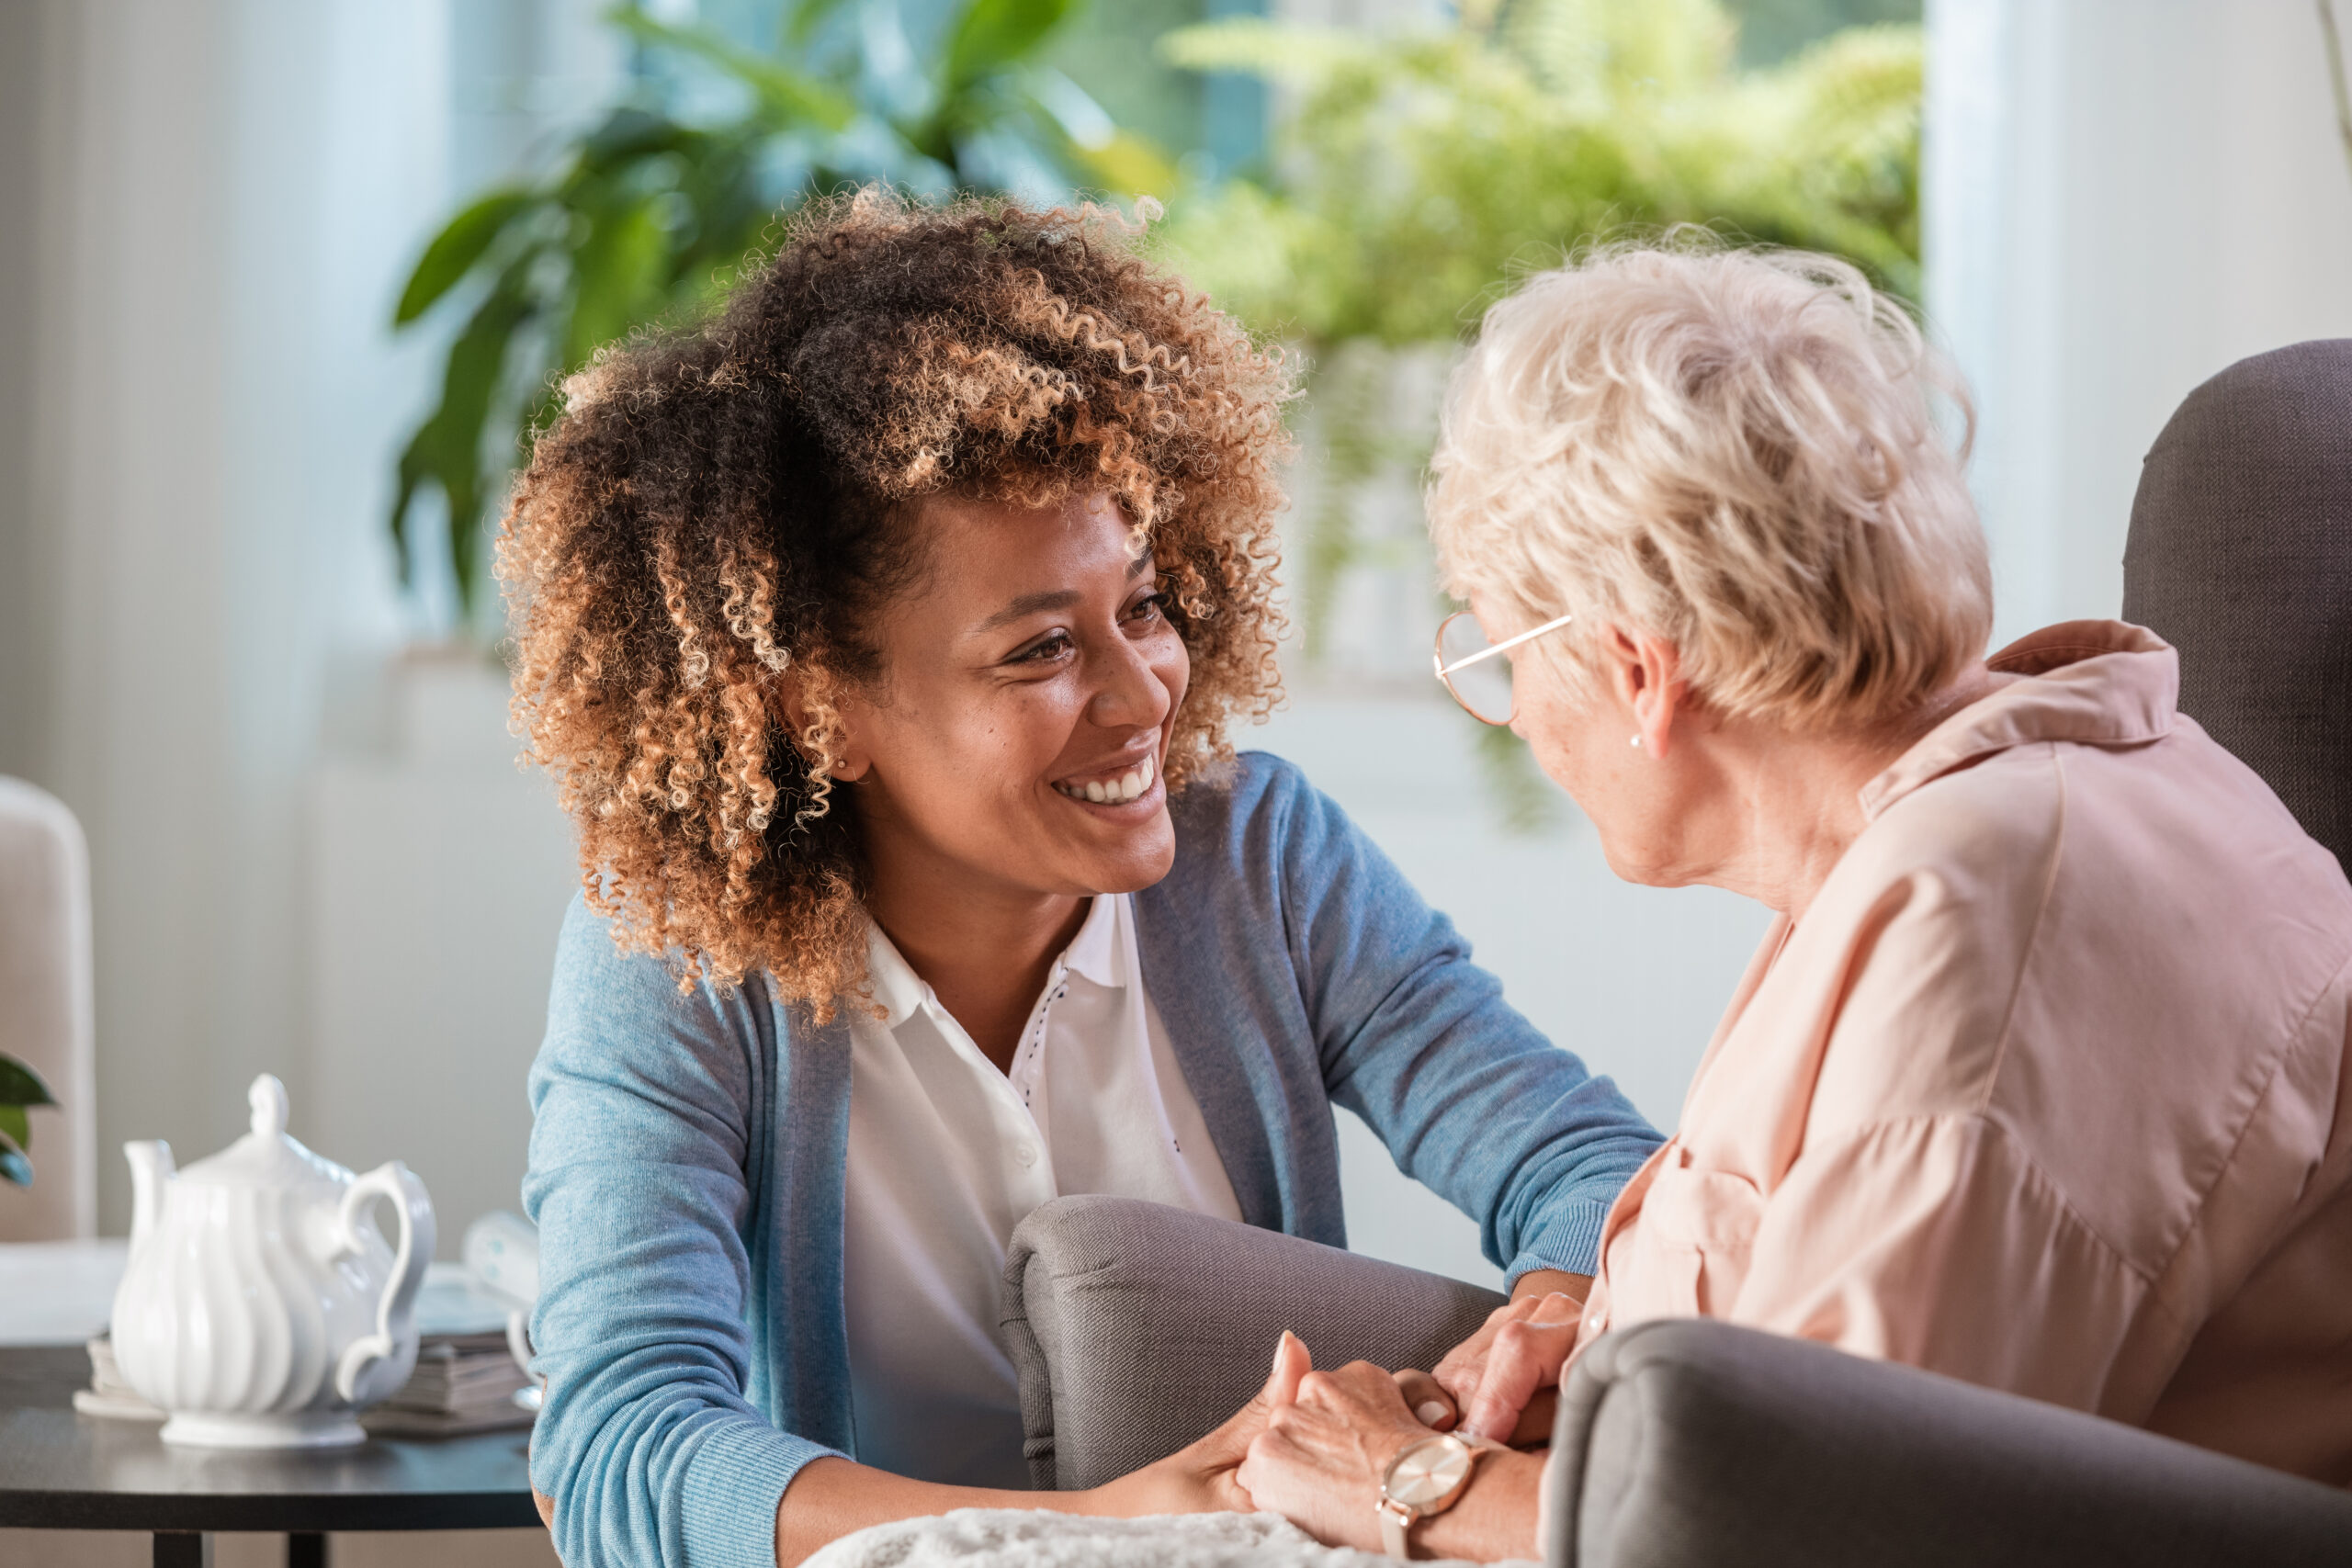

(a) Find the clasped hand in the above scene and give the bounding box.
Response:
[1112,1292,1586,1555]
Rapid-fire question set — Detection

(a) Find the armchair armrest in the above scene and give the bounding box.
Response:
[1002,1196,1506,1491]
[1549,1319,2352,1568]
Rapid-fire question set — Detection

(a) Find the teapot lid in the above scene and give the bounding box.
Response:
[177,1075,354,1190]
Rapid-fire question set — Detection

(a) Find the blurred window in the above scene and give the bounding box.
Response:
[1725,0,1922,65]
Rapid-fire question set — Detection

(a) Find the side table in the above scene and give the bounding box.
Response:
[1,1258,541,1568]
[0,1345,540,1565]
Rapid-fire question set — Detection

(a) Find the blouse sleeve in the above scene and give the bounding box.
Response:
[1268,761,1664,1280]
[524,895,840,1568]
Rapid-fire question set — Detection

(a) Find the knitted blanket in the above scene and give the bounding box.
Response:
[805,1509,1522,1568]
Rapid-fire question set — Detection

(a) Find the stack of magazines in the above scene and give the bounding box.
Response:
[73,1332,162,1420]
[361,1327,534,1438]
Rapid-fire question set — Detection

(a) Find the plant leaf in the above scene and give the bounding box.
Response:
[446,278,540,621]
[0,1055,56,1107]
[394,188,536,325]
[387,427,435,588]
[576,105,695,167]
[386,259,541,616]
[561,197,670,372]
[1158,18,1372,84]
[0,1144,28,1188]
[0,1104,25,1157]
[1068,130,1180,200]
[611,10,854,131]
[786,0,854,45]
[943,0,1080,96]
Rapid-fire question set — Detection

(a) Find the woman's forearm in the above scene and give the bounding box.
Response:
[775,1331,1286,1562]
[774,1445,1240,1565]
[1415,1449,1546,1562]
[775,1458,1090,1565]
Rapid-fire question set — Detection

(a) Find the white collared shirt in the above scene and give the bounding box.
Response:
[841,893,1242,1486]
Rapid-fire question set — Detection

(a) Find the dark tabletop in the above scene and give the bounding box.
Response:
[0,1346,540,1532]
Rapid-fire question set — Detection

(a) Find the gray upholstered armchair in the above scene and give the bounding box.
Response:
[999,343,2352,1566]
[1005,1197,2352,1565]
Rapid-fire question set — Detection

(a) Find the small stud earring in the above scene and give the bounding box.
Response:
[1630,734,1642,750]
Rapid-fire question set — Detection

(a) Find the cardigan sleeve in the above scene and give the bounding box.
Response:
[524,895,839,1568]
[1262,756,1665,1280]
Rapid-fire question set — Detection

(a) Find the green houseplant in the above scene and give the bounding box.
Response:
[390,0,1173,630]
[0,1055,57,1188]
[1155,0,1921,628]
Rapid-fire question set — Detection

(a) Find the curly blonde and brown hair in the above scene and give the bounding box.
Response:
[499,190,1293,1014]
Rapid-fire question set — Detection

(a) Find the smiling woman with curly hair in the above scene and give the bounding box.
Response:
[503,189,1289,1010]
[509,190,1658,1567]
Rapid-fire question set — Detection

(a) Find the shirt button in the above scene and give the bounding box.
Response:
[1014,1143,1038,1168]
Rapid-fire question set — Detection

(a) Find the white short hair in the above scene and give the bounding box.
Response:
[1429,241,1992,731]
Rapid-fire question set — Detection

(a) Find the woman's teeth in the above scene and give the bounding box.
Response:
[1056,754,1155,805]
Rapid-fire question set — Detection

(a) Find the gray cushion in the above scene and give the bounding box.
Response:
[2123,339,2352,871]
[1001,1196,1505,1491]
[1547,1319,2352,1568]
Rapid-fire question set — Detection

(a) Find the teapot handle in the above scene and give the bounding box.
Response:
[332,1159,437,1405]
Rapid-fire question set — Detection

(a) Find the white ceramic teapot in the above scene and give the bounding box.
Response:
[111,1073,435,1449]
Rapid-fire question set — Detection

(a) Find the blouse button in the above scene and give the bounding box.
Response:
[1014,1143,1039,1168]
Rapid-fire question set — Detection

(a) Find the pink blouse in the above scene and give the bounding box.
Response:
[1574,621,2352,1485]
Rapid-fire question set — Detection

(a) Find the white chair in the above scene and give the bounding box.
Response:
[0,777,95,1239]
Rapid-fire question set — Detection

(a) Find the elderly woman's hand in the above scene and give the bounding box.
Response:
[1237,1359,1435,1552]
[1430,1291,1586,1445]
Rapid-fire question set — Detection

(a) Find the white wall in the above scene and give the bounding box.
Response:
[1927,0,2352,644]
[9,0,303,1235]
[0,4,48,789]
[0,0,597,1238]
[308,662,579,1257]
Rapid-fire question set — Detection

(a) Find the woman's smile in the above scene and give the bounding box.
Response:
[1051,750,1159,807]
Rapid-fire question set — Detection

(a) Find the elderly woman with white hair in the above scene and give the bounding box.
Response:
[1233,244,2352,1560]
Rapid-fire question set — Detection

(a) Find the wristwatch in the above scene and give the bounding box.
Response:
[1374,1432,1493,1560]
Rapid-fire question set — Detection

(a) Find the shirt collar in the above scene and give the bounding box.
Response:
[859,893,1128,1029]
[862,920,932,1030]
[1857,620,2180,821]
[1059,893,1125,989]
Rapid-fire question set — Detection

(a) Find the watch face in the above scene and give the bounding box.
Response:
[1385,1437,1474,1508]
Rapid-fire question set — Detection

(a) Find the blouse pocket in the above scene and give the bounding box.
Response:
[1632,1160,1768,1319]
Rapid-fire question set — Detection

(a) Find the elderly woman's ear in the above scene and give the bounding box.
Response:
[1598,626,1687,758]
[1511,617,1689,755]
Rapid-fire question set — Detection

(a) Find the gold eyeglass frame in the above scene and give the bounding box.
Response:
[1431,610,1576,726]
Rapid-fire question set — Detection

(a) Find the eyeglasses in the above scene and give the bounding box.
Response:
[1431,610,1576,725]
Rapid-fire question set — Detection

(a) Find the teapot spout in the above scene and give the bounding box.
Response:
[125,1141,174,1255]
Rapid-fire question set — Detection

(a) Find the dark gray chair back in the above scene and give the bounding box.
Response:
[1549,1318,2352,1568]
[2122,340,2352,869]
